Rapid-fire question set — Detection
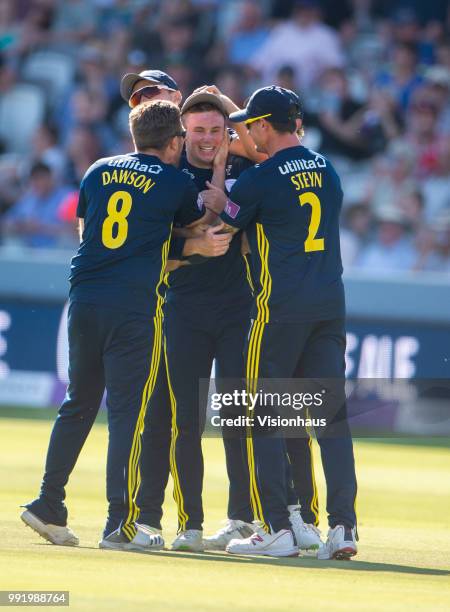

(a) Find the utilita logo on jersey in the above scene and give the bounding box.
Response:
[107,157,163,174]
[278,151,327,175]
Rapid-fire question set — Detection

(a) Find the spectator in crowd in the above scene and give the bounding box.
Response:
[421,135,450,222]
[413,212,450,274]
[64,125,101,187]
[340,202,372,269]
[400,91,445,179]
[2,161,72,248]
[375,41,424,111]
[249,0,345,89]
[59,87,116,154]
[306,67,396,160]
[31,123,65,178]
[226,0,270,65]
[355,206,416,274]
[49,0,98,49]
[367,140,418,213]
[423,66,450,132]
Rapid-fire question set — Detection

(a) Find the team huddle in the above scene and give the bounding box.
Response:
[21,69,358,561]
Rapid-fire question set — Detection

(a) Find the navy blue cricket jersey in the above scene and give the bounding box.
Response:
[166,152,253,306]
[220,145,345,323]
[70,152,200,316]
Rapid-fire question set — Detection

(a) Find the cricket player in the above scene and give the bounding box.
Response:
[202,86,358,559]
[20,101,211,552]
[146,91,255,552]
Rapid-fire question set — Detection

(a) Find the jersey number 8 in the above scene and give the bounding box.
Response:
[102,190,132,249]
[299,192,325,252]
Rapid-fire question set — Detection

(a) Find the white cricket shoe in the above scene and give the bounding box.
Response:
[317,525,357,560]
[172,529,204,552]
[226,522,298,557]
[203,519,255,551]
[21,510,79,546]
[99,525,164,551]
[135,523,163,537]
[288,505,322,552]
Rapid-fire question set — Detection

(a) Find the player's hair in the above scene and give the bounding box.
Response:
[182,102,227,120]
[268,117,298,135]
[129,100,183,150]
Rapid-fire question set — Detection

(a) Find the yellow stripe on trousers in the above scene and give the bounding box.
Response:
[242,254,255,293]
[122,238,170,540]
[164,336,189,531]
[245,223,272,532]
[246,319,267,529]
[308,434,320,525]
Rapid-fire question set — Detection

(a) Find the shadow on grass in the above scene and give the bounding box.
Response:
[40,543,449,577]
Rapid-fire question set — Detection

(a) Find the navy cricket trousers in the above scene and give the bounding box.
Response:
[37,301,162,540]
[245,317,357,533]
[159,298,253,531]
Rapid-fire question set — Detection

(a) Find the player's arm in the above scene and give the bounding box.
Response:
[76,182,87,243]
[168,177,231,266]
[77,218,84,242]
[217,169,259,231]
[165,224,231,272]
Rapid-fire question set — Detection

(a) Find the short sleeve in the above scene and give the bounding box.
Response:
[174,178,203,228]
[76,182,87,218]
[220,168,259,229]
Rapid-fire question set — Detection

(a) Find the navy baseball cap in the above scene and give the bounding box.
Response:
[229,86,303,125]
[120,69,179,102]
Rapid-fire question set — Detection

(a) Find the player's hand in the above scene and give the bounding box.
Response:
[200,181,227,214]
[193,84,222,96]
[194,84,239,114]
[196,223,232,257]
[213,130,229,169]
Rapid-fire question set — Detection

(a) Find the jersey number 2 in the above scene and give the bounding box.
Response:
[299,192,325,252]
[102,191,132,249]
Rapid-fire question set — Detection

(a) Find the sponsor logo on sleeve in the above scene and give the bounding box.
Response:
[224,199,240,219]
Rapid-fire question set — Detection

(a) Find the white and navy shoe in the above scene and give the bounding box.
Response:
[226,522,298,557]
[99,525,164,552]
[288,505,322,553]
[172,529,204,552]
[135,523,163,537]
[203,519,255,551]
[21,509,79,546]
[318,525,357,560]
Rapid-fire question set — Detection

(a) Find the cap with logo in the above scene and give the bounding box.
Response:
[181,91,228,117]
[120,69,179,102]
[228,86,303,125]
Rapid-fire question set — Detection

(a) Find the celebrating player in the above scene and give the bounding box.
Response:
[20,101,207,552]
[202,86,358,559]
[138,91,256,552]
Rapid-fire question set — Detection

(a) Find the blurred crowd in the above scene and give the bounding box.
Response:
[0,0,449,275]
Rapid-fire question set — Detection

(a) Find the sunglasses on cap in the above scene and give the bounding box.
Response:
[129,85,165,108]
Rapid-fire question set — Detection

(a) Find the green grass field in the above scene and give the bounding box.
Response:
[0,410,449,611]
